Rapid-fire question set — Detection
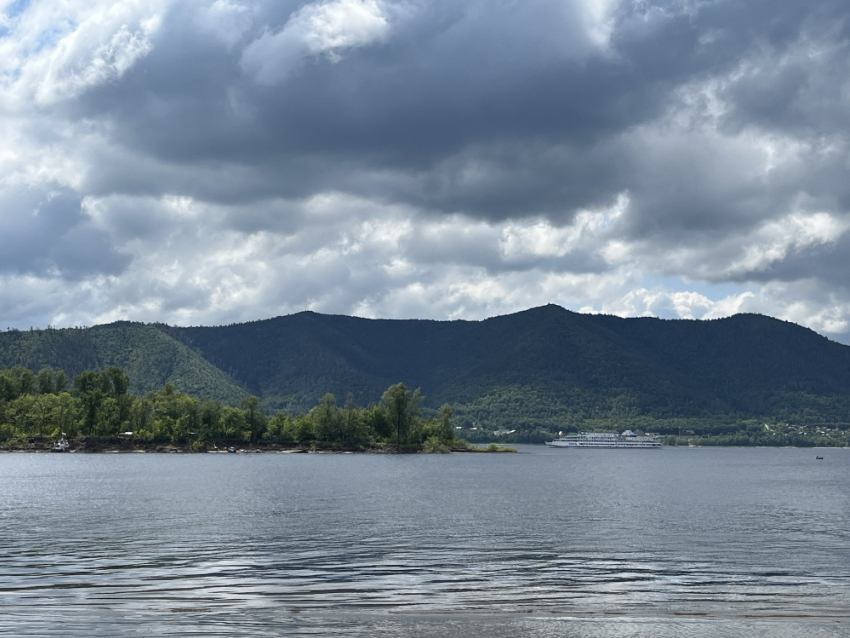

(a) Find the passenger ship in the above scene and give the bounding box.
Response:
[545,430,662,449]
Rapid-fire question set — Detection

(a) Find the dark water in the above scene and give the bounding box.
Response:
[1,446,849,636]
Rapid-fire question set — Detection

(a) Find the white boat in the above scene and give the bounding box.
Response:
[51,433,70,453]
[545,430,661,449]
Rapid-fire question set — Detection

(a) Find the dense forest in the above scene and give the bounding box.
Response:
[2,305,850,444]
[0,367,466,452]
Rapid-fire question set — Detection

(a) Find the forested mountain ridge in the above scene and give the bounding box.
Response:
[2,305,850,437]
[0,322,247,404]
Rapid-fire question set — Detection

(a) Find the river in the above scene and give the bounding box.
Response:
[1,446,848,636]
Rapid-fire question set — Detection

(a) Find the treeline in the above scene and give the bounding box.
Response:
[665,433,848,447]
[0,367,459,451]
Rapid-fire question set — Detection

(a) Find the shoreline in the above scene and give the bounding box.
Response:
[0,436,512,454]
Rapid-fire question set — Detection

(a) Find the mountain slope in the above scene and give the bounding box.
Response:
[0,323,248,403]
[2,306,850,433]
[159,305,850,427]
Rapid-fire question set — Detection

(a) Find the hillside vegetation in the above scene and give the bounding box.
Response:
[0,323,247,404]
[2,305,850,442]
[0,367,464,452]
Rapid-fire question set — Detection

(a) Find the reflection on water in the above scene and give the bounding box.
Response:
[1,447,849,636]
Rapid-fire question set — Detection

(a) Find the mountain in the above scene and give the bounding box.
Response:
[0,322,247,404]
[2,305,850,433]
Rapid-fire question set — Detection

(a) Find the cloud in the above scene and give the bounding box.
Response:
[0,0,166,107]
[196,0,254,48]
[2,0,850,343]
[499,195,628,262]
[241,0,391,84]
[0,187,129,278]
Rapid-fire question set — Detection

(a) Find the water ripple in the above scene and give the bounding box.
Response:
[1,447,849,636]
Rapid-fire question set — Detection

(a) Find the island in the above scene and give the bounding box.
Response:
[0,366,516,453]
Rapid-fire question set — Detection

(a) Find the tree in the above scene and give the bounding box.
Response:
[102,367,129,397]
[129,397,154,435]
[294,413,316,442]
[11,394,36,435]
[54,370,69,393]
[173,395,201,443]
[37,367,55,394]
[95,397,121,436]
[362,403,392,441]
[382,382,422,444]
[341,393,368,446]
[72,368,133,436]
[74,370,105,435]
[241,396,267,443]
[200,399,223,439]
[221,406,246,440]
[33,393,57,435]
[313,393,341,442]
[18,368,35,395]
[0,371,18,401]
[268,411,296,443]
[54,392,77,437]
[437,403,456,443]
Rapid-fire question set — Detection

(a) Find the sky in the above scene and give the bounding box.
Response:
[2,0,850,341]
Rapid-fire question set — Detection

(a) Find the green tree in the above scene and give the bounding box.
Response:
[242,396,267,443]
[382,382,422,444]
[32,393,57,435]
[313,393,341,442]
[221,406,247,440]
[268,411,296,443]
[294,413,315,442]
[340,393,369,447]
[74,370,105,435]
[438,403,456,442]
[37,367,55,394]
[199,399,223,440]
[71,368,132,436]
[129,397,154,435]
[11,394,36,435]
[54,370,69,393]
[54,392,77,436]
[102,367,130,397]
[0,371,18,401]
[173,395,201,443]
[18,368,35,396]
[95,396,121,436]
[362,403,392,441]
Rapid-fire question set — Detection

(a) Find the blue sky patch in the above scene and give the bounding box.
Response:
[5,0,31,20]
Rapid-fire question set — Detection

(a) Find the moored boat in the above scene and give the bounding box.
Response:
[51,433,70,453]
[546,430,661,449]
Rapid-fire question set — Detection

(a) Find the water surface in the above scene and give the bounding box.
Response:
[1,446,848,636]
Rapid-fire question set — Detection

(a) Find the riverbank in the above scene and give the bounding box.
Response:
[0,436,515,454]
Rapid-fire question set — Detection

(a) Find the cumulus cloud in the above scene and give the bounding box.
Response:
[196,0,253,47]
[2,0,850,343]
[241,0,391,84]
[0,0,167,107]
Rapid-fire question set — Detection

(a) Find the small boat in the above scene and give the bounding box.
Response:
[816,456,823,460]
[51,434,69,453]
